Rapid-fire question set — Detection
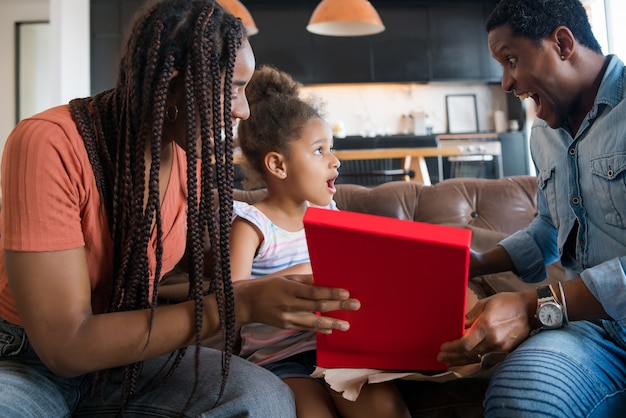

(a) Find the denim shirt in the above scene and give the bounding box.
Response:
[499,55,626,328]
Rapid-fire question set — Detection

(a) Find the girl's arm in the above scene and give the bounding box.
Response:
[229,216,263,282]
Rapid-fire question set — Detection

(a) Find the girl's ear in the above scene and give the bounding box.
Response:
[264,151,287,179]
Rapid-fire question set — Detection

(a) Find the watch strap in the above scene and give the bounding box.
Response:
[537,285,553,300]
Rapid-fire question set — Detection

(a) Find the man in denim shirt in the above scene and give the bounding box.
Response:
[438,0,626,416]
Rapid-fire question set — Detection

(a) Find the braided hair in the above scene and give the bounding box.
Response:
[69,0,243,412]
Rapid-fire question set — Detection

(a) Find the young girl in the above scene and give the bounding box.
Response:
[230,65,411,418]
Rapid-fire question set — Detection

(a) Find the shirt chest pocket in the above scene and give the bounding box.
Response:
[590,153,626,228]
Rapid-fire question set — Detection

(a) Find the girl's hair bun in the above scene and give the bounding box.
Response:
[245,64,301,104]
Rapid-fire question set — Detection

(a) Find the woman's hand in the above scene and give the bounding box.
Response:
[437,289,536,367]
[233,274,360,334]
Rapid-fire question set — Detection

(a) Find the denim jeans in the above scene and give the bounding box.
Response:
[0,318,295,417]
[484,320,626,417]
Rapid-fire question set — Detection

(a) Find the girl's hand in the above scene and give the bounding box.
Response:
[437,289,536,367]
[234,274,360,334]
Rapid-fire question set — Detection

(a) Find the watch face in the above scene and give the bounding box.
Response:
[538,302,563,327]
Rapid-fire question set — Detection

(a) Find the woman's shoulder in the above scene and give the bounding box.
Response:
[7,105,84,155]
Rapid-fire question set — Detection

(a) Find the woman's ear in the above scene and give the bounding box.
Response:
[265,152,287,179]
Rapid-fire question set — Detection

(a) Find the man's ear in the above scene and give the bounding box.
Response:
[264,152,287,179]
[553,26,575,60]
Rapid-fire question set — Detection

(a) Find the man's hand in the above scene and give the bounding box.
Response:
[437,290,536,367]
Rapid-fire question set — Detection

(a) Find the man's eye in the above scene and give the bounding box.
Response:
[507,57,517,67]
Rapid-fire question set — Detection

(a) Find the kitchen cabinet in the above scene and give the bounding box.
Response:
[90,0,501,90]
[248,7,316,84]
[248,1,500,83]
[311,36,374,83]
[249,3,376,84]
[429,4,488,81]
[428,3,501,82]
[371,7,430,82]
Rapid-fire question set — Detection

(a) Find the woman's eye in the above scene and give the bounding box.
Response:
[231,87,242,99]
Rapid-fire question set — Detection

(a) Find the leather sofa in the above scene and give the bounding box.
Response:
[160,175,564,417]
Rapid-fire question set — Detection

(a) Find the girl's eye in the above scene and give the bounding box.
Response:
[314,148,323,156]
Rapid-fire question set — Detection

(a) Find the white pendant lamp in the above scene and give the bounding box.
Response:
[218,0,259,36]
[307,0,385,37]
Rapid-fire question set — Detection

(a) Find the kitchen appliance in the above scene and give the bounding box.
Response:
[438,135,503,180]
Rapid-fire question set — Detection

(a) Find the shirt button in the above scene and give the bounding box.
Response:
[572,197,580,205]
[569,148,576,155]
[607,169,614,178]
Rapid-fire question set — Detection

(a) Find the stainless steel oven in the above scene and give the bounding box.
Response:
[439,138,503,180]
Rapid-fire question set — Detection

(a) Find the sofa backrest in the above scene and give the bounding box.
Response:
[232,176,538,236]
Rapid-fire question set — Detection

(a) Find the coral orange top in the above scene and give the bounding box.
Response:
[0,105,188,325]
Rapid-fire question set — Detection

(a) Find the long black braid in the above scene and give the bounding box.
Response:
[68,0,243,413]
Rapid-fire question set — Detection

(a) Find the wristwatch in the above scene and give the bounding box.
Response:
[536,285,564,329]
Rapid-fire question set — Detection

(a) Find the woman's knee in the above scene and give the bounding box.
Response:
[220,355,296,416]
[0,362,73,418]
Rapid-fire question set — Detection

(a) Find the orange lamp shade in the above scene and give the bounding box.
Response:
[218,0,258,36]
[307,0,384,37]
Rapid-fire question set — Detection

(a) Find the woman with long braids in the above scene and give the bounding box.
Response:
[0,0,359,416]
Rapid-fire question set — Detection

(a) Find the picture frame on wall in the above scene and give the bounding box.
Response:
[446,94,478,133]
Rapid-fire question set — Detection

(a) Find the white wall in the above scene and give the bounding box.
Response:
[50,0,90,106]
[17,22,53,121]
[0,0,89,164]
[605,0,626,59]
[0,0,49,148]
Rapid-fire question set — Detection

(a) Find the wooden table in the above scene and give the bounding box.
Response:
[332,146,463,185]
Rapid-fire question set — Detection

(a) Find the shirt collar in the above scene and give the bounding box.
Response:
[594,54,624,112]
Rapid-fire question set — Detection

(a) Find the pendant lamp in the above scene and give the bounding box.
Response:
[307,0,384,37]
[218,0,258,36]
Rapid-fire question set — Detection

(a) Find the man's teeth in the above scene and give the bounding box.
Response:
[518,92,535,101]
